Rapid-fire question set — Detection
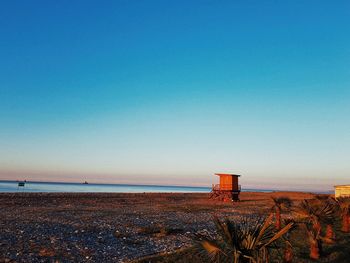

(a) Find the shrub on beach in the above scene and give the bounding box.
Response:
[336,197,350,233]
[270,196,293,230]
[193,214,293,263]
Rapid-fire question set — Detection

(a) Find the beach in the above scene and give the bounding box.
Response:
[0,191,316,263]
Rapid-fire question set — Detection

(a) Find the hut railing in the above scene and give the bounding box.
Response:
[212,184,241,192]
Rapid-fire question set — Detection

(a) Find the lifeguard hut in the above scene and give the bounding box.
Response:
[334,185,350,199]
[210,173,241,201]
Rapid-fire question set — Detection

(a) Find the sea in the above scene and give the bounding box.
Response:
[0,180,272,193]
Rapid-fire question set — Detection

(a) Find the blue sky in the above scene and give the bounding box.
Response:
[0,1,349,191]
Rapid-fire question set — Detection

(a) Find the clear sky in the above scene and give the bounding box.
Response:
[0,1,349,191]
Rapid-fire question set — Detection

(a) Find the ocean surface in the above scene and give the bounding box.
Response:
[0,180,271,193]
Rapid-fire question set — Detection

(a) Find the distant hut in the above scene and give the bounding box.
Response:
[210,173,241,201]
[335,185,350,199]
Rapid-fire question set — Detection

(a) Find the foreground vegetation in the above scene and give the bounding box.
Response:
[136,196,350,263]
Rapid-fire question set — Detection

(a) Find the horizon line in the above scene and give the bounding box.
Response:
[0,179,333,194]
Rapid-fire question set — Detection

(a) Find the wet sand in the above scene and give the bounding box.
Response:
[0,191,316,262]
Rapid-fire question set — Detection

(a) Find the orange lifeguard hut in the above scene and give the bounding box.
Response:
[210,173,241,201]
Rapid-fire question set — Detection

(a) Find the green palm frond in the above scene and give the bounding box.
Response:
[213,217,234,249]
[201,239,225,261]
[296,199,334,223]
[271,197,293,210]
[194,215,293,263]
[318,202,334,221]
[263,222,294,248]
[336,197,350,216]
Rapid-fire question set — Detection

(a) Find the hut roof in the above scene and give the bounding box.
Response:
[334,185,350,188]
[215,173,241,177]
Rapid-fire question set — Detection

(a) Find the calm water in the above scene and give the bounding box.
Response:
[0,180,271,193]
[0,181,212,193]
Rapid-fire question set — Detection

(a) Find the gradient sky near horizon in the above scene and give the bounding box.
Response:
[0,1,349,191]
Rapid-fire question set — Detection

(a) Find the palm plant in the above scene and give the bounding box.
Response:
[271,197,293,230]
[315,195,337,243]
[296,199,334,259]
[336,197,350,233]
[303,223,322,260]
[194,214,293,263]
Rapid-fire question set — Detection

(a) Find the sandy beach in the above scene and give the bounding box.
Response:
[0,191,316,263]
